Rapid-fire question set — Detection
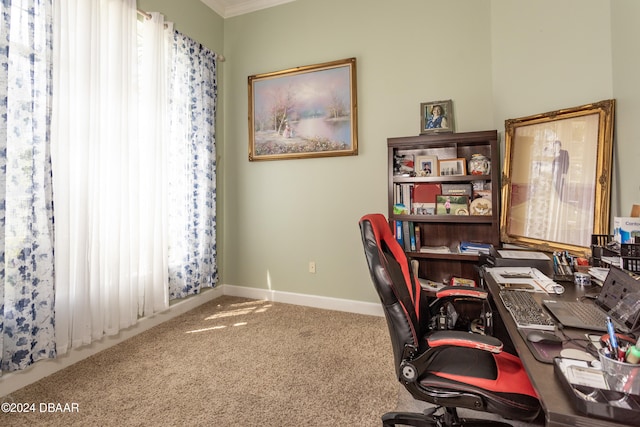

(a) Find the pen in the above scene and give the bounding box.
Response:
[606,316,619,360]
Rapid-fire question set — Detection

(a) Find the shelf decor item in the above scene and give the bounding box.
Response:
[248,57,358,161]
[420,100,454,134]
[501,100,615,256]
[415,155,438,176]
[438,158,466,176]
[468,153,491,175]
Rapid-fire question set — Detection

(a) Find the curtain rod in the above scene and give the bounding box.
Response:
[136,9,226,62]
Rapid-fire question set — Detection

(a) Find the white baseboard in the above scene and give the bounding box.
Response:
[0,285,382,397]
[222,284,384,317]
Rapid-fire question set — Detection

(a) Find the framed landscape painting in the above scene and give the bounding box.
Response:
[248,58,358,161]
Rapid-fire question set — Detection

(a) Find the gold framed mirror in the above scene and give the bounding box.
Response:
[500,100,615,256]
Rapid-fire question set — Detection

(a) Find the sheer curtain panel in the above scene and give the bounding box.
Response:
[51,0,169,353]
[0,0,57,372]
[167,32,219,299]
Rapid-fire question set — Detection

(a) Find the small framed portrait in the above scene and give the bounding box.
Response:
[414,155,438,177]
[436,195,469,216]
[420,100,454,134]
[438,158,467,176]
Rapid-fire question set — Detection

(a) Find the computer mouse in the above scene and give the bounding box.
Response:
[526,330,563,345]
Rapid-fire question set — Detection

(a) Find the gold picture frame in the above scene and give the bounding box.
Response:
[500,99,615,256]
[248,58,358,161]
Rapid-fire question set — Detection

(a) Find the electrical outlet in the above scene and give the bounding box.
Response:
[309,261,316,274]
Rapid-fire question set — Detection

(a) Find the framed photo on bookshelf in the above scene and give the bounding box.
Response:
[394,154,415,176]
[420,100,454,134]
[415,155,438,177]
[436,195,469,215]
[248,57,358,161]
[438,158,466,176]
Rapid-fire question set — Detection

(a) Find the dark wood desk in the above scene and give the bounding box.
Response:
[483,270,627,427]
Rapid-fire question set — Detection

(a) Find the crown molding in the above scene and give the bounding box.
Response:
[200,0,296,18]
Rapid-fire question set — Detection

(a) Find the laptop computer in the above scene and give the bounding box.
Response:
[542,266,640,333]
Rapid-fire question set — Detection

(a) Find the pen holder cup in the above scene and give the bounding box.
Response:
[598,348,640,395]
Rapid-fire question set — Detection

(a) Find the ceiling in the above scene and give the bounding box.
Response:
[200,0,296,18]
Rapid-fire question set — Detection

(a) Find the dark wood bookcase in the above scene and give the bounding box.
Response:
[387,130,500,284]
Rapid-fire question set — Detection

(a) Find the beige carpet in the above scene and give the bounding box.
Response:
[2,296,399,426]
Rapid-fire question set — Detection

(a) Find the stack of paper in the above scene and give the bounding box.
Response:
[419,245,451,254]
[588,267,609,283]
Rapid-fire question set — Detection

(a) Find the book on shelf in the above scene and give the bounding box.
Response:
[395,220,403,248]
[414,223,422,251]
[394,183,413,214]
[458,241,492,255]
[399,221,417,252]
[413,183,441,204]
[409,222,416,251]
[441,183,472,197]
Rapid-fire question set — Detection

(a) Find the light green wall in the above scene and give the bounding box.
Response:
[611,0,640,217]
[139,0,639,304]
[223,0,494,303]
[137,0,223,52]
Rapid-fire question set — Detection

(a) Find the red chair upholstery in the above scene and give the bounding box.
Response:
[359,213,541,426]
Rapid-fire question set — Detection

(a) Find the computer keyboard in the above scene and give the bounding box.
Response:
[499,290,556,331]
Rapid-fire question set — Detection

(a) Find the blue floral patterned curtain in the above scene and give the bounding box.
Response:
[167,31,218,299]
[0,0,56,372]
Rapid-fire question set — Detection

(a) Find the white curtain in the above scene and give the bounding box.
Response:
[137,12,172,316]
[51,0,169,353]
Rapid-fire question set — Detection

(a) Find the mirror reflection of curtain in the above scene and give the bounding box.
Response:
[0,0,56,372]
[509,117,598,248]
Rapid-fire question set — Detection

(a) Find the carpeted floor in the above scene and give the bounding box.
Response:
[2,295,543,426]
[2,296,398,426]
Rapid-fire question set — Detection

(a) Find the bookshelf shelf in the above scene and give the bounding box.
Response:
[387,130,500,285]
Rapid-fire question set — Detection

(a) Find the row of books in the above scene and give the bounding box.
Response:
[393,220,492,255]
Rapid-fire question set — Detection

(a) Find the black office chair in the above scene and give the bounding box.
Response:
[359,213,541,426]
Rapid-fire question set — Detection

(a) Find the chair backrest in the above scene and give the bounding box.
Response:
[359,214,424,374]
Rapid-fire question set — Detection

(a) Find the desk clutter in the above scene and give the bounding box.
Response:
[555,351,640,425]
[518,326,640,423]
[489,262,640,424]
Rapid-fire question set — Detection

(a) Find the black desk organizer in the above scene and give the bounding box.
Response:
[592,233,640,274]
[554,357,640,425]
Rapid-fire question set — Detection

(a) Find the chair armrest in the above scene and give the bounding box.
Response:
[436,286,487,300]
[427,330,503,354]
[398,331,503,383]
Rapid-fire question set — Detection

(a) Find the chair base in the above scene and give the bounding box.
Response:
[382,406,514,427]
